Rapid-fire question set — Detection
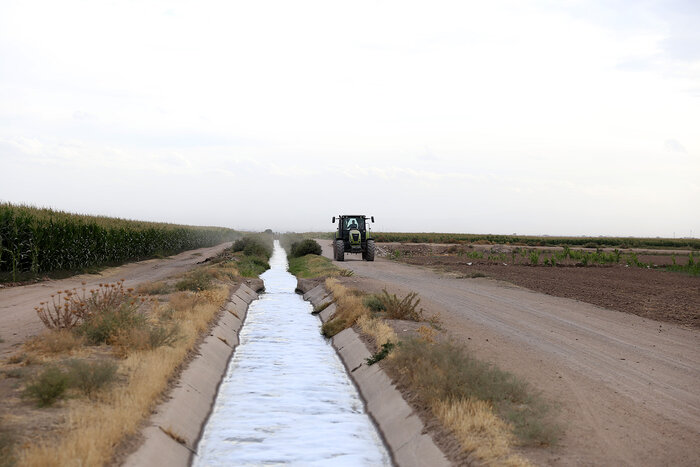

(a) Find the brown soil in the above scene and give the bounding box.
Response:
[402,256,700,329]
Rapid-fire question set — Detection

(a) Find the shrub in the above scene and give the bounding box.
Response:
[175,269,212,291]
[378,289,424,321]
[24,366,70,407]
[232,236,272,259]
[290,239,322,258]
[65,359,118,397]
[76,301,146,345]
[363,294,386,312]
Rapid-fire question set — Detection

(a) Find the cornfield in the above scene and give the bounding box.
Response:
[0,203,239,281]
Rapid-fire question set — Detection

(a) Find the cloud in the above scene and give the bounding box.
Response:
[664,139,686,153]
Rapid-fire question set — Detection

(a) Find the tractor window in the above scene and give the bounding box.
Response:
[344,217,364,230]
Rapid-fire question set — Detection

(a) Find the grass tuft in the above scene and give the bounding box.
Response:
[23,366,70,407]
[65,359,118,397]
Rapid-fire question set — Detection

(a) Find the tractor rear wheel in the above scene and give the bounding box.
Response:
[335,239,345,261]
[365,240,375,261]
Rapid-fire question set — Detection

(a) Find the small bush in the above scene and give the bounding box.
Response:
[175,269,212,292]
[378,290,424,321]
[76,302,146,345]
[24,366,70,407]
[290,239,322,258]
[363,294,386,312]
[65,359,118,396]
[232,236,272,259]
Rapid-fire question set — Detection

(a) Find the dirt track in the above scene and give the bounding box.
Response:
[0,243,232,357]
[319,240,700,466]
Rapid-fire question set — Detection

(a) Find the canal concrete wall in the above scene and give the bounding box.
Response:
[300,282,450,467]
[123,282,260,467]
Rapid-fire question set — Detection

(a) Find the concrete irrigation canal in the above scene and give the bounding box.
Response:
[193,241,391,466]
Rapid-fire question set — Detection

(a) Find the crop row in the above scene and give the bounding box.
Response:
[371,232,700,250]
[0,203,238,281]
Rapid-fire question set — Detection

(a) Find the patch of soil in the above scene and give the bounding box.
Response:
[402,255,700,328]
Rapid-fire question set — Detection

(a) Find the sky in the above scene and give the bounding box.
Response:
[1,0,698,237]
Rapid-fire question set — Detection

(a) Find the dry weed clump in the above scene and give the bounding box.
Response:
[357,314,397,347]
[25,330,84,355]
[321,278,369,337]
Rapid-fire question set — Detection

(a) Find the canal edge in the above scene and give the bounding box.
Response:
[299,281,451,467]
[122,281,263,467]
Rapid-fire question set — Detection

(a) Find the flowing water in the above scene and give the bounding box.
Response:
[193,241,390,466]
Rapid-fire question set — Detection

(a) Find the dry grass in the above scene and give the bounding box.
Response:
[25,330,85,355]
[356,314,397,346]
[16,284,229,466]
[135,280,173,295]
[433,398,531,466]
[321,278,369,337]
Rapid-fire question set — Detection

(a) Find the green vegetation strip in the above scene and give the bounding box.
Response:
[0,203,239,282]
[309,231,700,250]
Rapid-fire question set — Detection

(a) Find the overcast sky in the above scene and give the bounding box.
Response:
[1,0,698,237]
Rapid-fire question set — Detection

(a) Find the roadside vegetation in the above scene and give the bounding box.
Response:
[0,202,239,283]
[279,236,353,278]
[370,232,700,250]
[0,233,271,466]
[318,278,556,465]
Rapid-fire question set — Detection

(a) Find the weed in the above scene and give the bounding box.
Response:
[65,359,118,397]
[136,281,173,295]
[363,294,386,313]
[23,366,70,407]
[366,342,395,365]
[76,301,146,345]
[290,239,322,257]
[235,256,270,277]
[529,250,540,265]
[378,289,424,321]
[175,269,213,292]
[26,330,84,354]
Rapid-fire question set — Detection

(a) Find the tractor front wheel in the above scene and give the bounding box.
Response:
[335,239,345,261]
[365,240,375,261]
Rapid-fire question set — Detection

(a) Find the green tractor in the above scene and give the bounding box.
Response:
[332,215,376,261]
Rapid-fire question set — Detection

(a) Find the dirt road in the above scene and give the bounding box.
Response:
[319,240,700,466]
[0,243,232,356]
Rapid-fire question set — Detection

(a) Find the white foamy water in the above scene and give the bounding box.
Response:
[193,240,390,466]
